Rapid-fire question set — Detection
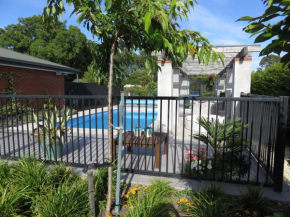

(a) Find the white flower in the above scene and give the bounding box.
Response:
[207,163,212,170]
[191,161,198,169]
[199,160,202,164]
[199,166,203,170]
[200,171,203,174]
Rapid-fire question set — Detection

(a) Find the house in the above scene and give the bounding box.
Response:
[0,48,80,95]
[153,45,261,133]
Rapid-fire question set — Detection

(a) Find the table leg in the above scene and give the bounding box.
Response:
[164,139,168,155]
[113,139,116,161]
[155,144,160,169]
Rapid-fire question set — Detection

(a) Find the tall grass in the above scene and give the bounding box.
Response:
[0,158,115,216]
[180,183,234,217]
[47,163,80,188]
[33,180,90,217]
[125,179,177,217]
[0,161,13,188]
[238,184,272,216]
[0,185,28,217]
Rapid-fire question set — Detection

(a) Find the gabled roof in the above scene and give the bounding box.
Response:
[0,48,81,74]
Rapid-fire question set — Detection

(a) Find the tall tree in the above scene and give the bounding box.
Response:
[238,0,290,67]
[42,0,224,215]
[259,54,281,68]
[0,15,92,80]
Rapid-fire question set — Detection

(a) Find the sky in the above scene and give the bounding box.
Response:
[0,0,270,71]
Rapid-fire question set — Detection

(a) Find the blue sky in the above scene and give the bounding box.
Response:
[0,0,270,70]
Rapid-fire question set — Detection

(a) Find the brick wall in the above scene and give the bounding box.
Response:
[0,65,65,95]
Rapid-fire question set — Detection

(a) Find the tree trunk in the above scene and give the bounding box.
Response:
[105,31,118,216]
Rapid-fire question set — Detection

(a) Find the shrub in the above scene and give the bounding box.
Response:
[201,91,215,97]
[238,184,272,217]
[33,180,90,217]
[0,185,28,217]
[125,179,176,217]
[193,117,248,155]
[179,183,234,217]
[0,161,13,187]
[47,163,80,188]
[10,157,49,214]
[184,99,191,108]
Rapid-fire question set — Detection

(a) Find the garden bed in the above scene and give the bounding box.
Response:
[1,157,289,217]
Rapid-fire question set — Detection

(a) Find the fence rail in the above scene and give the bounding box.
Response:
[0,94,288,192]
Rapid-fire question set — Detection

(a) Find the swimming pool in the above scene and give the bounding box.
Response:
[126,99,157,105]
[67,109,157,129]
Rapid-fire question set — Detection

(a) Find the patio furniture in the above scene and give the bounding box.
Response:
[113,131,168,168]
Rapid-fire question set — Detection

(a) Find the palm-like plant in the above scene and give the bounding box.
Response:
[193,117,248,155]
[32,106,71,145]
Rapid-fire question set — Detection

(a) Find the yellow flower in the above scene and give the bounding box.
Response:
[177,198,189,204]
[186,202,191,206]
[244,210,250,215]
[253,210,258,215]
[130,189,136,195]
[132,187,138,191]
[124,193,129,199]
[106,215,112,217]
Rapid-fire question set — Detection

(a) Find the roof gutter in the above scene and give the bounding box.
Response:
[0,57,81,75]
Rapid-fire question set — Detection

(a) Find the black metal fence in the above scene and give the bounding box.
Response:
[0,94,288,192]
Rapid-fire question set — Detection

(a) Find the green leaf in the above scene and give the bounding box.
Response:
[46,7,51,15]
[163,38,173,52]
[268,0,274,7]
[244,23,265,33]
[254,32,274,43]
[218,52,225,66]
[105,0,112,10]
[265,6,282,14]
[59,1,64,9]
[281,0,290,6]
[52,5,56,14]
[212,52,217,63]
[237,16,253,21]
[260,13,280,22]
[144,12,152,33]
[281,53,290,65]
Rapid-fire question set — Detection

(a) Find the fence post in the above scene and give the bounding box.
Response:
[274,96,289,192]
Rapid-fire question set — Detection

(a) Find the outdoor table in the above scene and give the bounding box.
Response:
[113,131,168,168]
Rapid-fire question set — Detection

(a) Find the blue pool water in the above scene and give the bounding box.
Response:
[126,99,157,105]
[67,109,157,129]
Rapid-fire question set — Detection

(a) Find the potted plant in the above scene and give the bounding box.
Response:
[32,106,71,160]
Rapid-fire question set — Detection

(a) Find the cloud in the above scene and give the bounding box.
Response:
[183,5,249,44]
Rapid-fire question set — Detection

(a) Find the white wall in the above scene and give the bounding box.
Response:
[215,76,226,97]
[232,58,252,97]
[157,62,173,133]
[157,63,181,133]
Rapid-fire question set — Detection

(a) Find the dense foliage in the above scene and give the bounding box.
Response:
[0,158,115,216]
[251,63,290,96]
[0,15,92,80]
[251,63,290,133]
[238,0,290,68]
[189,74,216,95]
[0,158,287,216]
